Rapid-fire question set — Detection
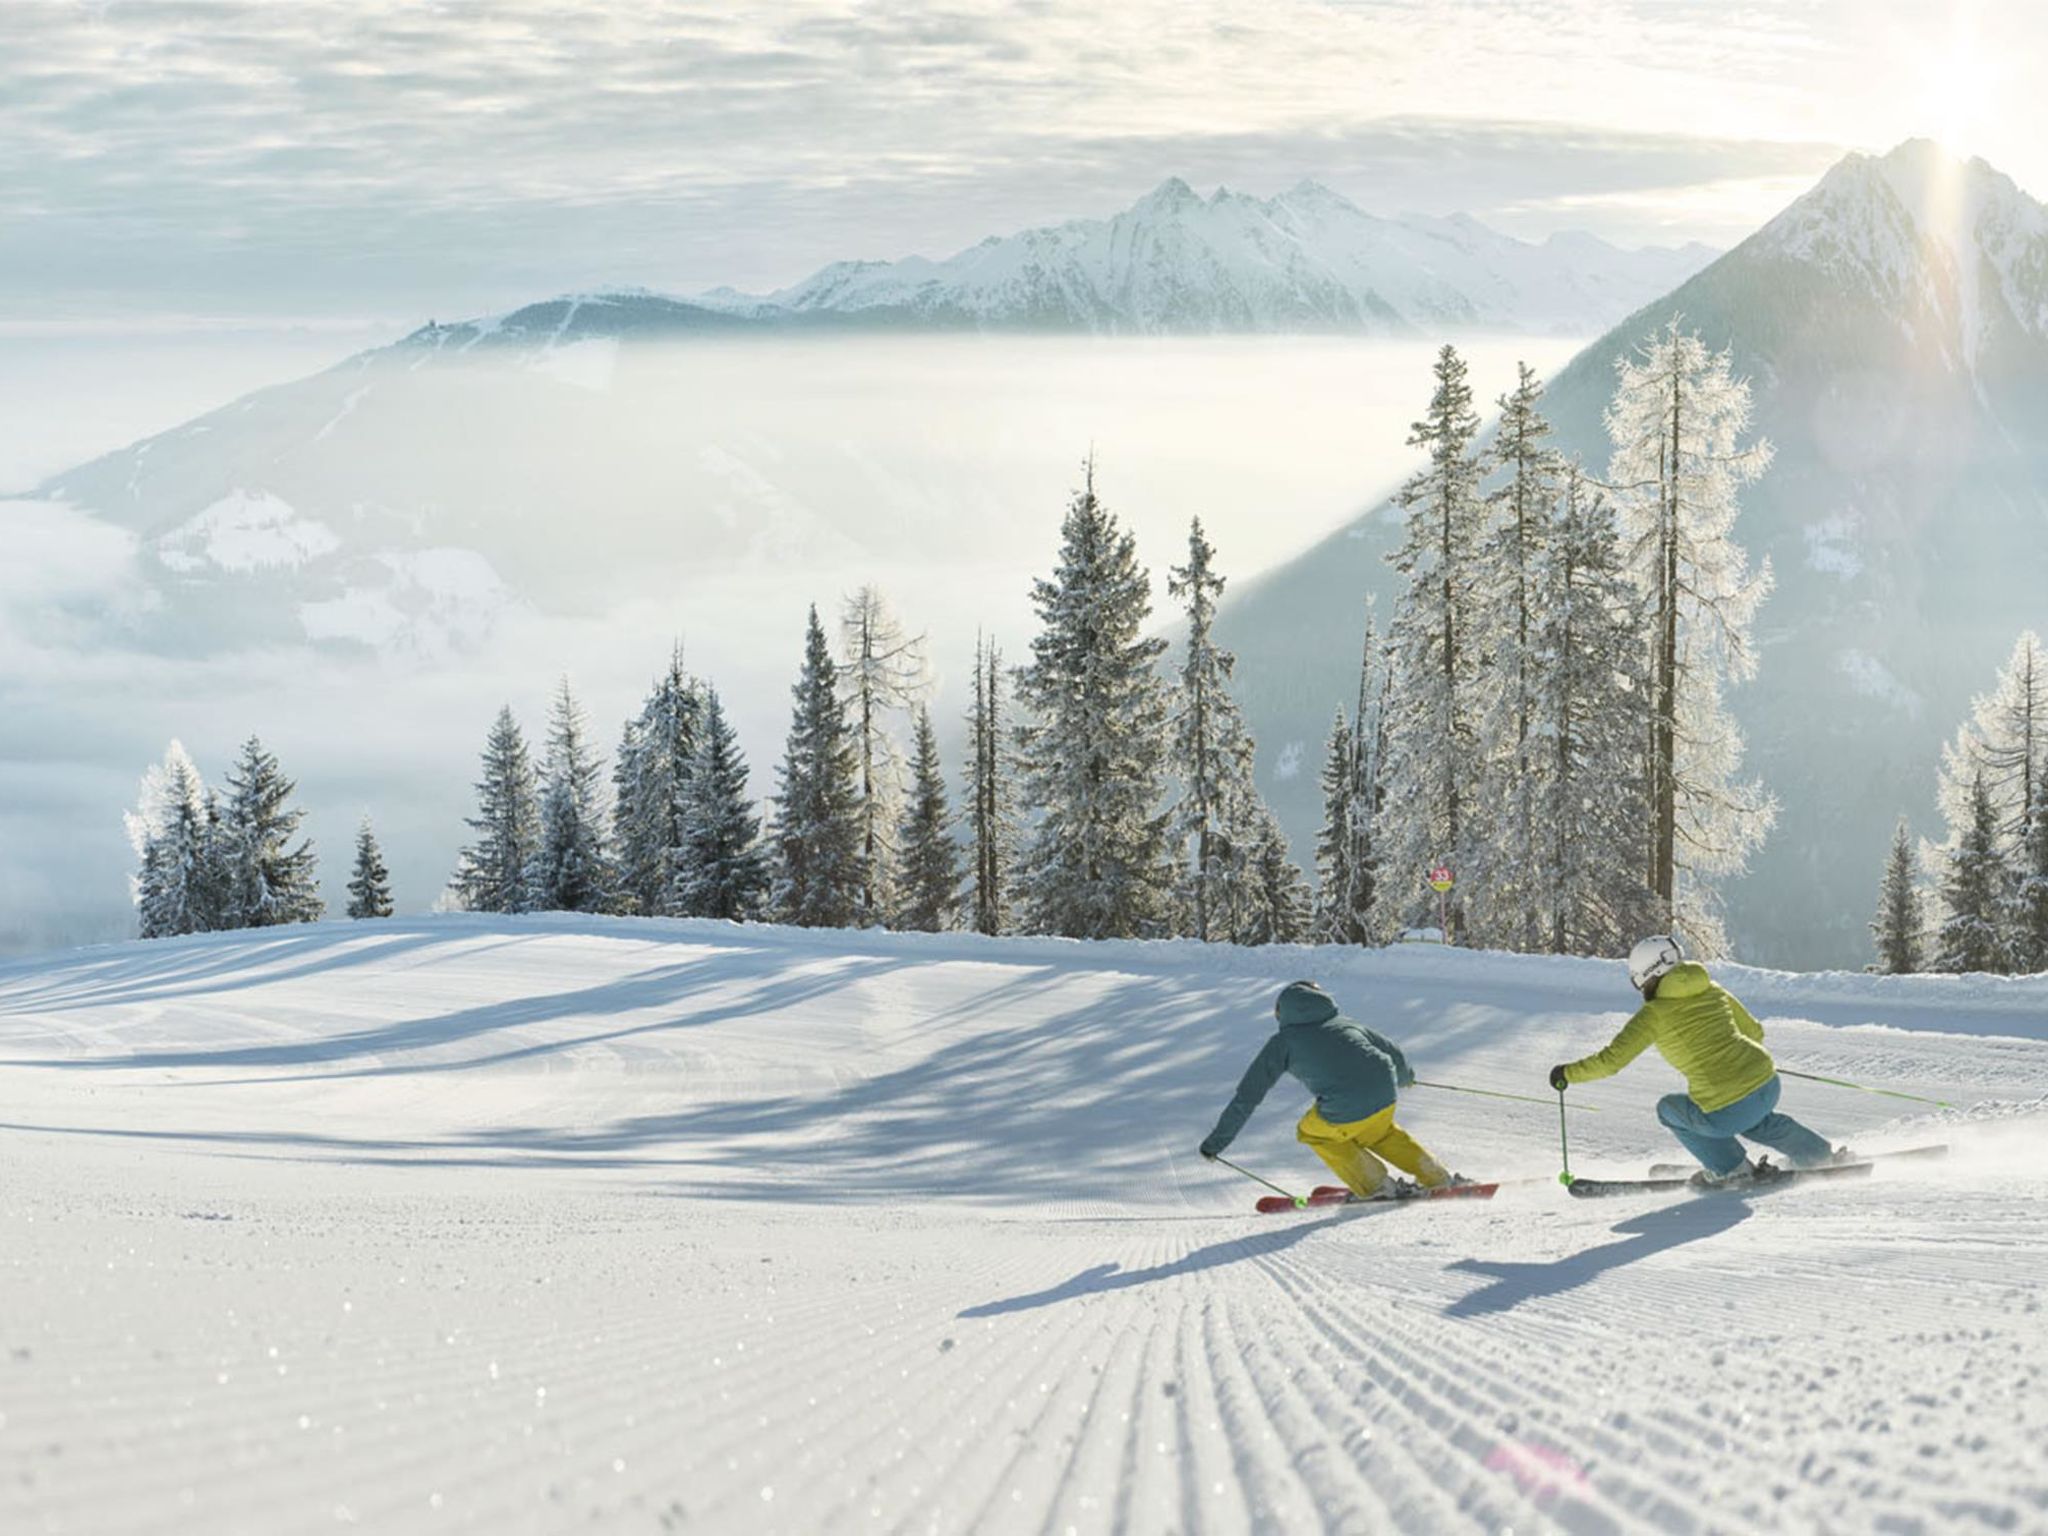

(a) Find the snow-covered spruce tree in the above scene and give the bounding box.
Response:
[347,817,395,919]
[1311,707,1355,943]
[1933,770,2014,974]
[1605,320,1776,953]
[1241,806,1312,945]
[612,646,701,917]
[1470,362,1562,950]
[772,606,864,928]
[450,706,542,914]
[1165,517,1295,943]
[840,587,928,927]
[219,736,324,928]
[893,705,962,932]
[1372,344,1486,941]
[127,741,221,939]
[528,679,612,913]
[1344,616,1391,944]
[1869,816,1924,974]
[965,635,1014,936]
[672,686,771,921]
[1529,465,1656,956]
[1014,460,1175,940]
[2015,779,2048,974]
[1935,631,2048,858]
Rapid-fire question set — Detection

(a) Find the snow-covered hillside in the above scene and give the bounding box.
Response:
[1224,138,2048,969]
[738,179,1714,337]
[3,917,2043,1533]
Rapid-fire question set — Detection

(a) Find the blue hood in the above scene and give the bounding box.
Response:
[1276,981,1339,1028]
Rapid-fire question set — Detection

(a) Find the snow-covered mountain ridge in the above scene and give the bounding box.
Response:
[721,177,1717,337]
[1754,139,2048,372]
[394,180,1714,350]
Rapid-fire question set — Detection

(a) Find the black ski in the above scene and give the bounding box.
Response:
[1565,1160,1875,1199]
[1644,1144,1949,1179]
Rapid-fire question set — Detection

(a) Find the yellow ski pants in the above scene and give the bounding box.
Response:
[1296,1103,1449,1197]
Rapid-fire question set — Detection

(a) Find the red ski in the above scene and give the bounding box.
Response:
[1256,1180,1498,1215]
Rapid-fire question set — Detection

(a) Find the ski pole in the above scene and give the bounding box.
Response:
[1212,1155,1305,1209]
[1779,1068,1953,1109]
[1415,1079,1602,1112]
[1557,1088,1574,1187]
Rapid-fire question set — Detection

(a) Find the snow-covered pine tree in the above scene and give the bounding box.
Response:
[1013,460,1175,940]
[1933,770,2014,974]
[2015,778,2048,974]
[1605,320,1776,953]
[1240,805,1312,945]
[840,587,928,928]
[1311,706,1355,944]
[1869,816,1923,974]
[672,686,771,921]
[1373,344,1486,941]
[1935,631,2048,859]
[893,705,962,932]
[1343,614,1391,944]
[1470,362,1561,950]
[772,606,864,928]
[347,817,395,919]
[127,741,220,938]
[1166,517,1293,943]
[450,706,542,914]
[528,679,612,913]
[219,736,324,928]
[965,635,1014,936]
[1529,465,1656,956]
[612,646,701,917]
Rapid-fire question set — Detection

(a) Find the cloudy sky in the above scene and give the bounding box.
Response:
[3,0,2041,327]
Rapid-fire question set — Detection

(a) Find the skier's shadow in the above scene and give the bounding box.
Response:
[1443,1199,1753,1318]
[958,1210,1362,1318]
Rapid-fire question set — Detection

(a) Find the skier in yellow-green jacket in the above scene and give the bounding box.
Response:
[1549,935,1843,1186]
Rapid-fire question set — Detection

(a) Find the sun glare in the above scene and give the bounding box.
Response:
[1918,22,1996,159]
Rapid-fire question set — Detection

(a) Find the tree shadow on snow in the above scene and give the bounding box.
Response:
[1442,1199,1753,1319]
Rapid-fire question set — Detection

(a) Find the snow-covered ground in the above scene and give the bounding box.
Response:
[2,917,2044,1534]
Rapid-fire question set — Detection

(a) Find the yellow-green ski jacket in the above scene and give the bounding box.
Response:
[1561,962,1776,1111]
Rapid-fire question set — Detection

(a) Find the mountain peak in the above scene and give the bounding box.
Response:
[1136,176,1201,213]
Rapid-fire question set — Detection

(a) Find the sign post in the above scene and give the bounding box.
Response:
[1427,864,1455,945]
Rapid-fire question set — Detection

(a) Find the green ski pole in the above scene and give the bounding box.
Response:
[1213,1155,1305,1209]
[1415,1079,1602,1112]
[1779,1068,1953,1109]
[1557,1087,1574,1187]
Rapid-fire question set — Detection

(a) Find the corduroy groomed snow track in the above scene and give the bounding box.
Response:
[3,916,2045,1534]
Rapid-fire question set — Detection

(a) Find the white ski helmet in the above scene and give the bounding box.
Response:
[1627,933,1686,991]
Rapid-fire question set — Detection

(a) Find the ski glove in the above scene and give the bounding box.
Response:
[1199,1139,1222,1161]
[1548,1064,1570,1092]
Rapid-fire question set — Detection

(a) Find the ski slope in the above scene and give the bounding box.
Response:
[2,916,2044,1535]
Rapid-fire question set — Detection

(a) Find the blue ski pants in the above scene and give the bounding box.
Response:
[1656,1074,1832,1176]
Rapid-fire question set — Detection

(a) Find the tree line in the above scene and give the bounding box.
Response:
[1871,631,2048,974]
[126,321,1789,957]
[126,736,390,937]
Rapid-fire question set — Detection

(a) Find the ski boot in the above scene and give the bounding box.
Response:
[1689,1158,1758,1189]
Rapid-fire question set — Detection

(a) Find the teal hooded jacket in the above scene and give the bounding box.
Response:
[1200,982,1415,1156]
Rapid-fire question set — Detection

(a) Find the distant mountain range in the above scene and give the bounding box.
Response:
[367,179,1713,353]
[1222,139,2048,967]
[700,178,1718,337]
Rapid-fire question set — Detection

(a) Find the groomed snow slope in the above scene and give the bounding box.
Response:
[2,916,2045,1535]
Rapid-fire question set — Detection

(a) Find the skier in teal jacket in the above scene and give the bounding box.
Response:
[1200,981,1461,1197]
